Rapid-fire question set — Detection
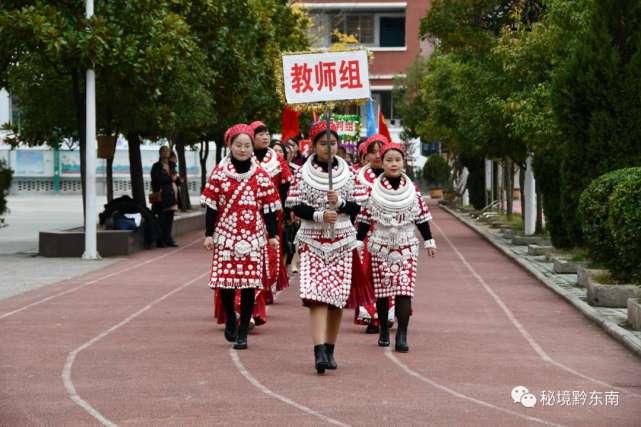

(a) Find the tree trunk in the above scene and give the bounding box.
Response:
[505,158,513,220]
[127,131,146,206]
[199,138,210,193]
[519,164,526,224]
[175,133,191,211]
[536,186,544,235]
[106,157,114,203]
[215,140,225,164]
[71,69,87,224]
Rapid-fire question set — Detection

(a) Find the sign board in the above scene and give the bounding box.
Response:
[299,140,312,157]
[16,151,45,175]
[277,48,372,111]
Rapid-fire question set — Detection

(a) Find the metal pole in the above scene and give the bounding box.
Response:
[83,0,100,259]
[324,109,335,241]
[524,156,536,235]
[53,145,60,195]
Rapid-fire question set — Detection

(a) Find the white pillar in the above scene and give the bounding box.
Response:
[83,0,100,259]
[462,189,469,206]
[524,156,536,235]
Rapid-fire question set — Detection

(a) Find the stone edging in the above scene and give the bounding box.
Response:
[440,205,641,359]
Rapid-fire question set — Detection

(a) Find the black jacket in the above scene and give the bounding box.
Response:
[150,161,178,213]
[99,195,164,245]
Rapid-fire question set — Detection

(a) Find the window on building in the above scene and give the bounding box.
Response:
[331,14,374,44]
[380,17,405,47]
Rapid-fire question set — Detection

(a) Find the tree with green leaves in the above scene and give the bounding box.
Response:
[550,0,641,246]
[0,0,208,214]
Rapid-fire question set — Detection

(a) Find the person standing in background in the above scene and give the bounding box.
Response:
[151,146,181,248]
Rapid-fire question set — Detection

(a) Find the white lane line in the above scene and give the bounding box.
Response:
[62,272,209,427]
[386,348,566,427]
[1,238,201,320]
[230,350,350,427]
[231,289,352,427]
[431,219,641,398]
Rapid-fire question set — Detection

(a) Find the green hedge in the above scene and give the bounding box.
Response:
[422,154,451,188]
[607,168,641,281]
[578,168,637,267]
[550,0,641,247]
[0,158,14,228]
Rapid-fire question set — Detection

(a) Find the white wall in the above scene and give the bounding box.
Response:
[0,89,10,129]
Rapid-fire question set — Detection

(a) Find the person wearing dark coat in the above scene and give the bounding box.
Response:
[151,146,180,247]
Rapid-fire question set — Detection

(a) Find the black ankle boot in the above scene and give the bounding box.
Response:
[395,328,409,352]
[234,325,248,350]
[365,324,380,334]
[314,344,329,374]
[378,324,390,347]
[325,343,337,370]
[224,316,237,343]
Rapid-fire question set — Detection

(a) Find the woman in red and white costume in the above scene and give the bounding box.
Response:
[211,129,269,331]
[356,142,436,352]
[353,134,397,334]
[202,124,281,350]
[250,121,293,301]
[286,121,374,374]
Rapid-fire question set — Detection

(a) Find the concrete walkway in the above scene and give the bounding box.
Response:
[1,201,639,426]
[0,195,201,255]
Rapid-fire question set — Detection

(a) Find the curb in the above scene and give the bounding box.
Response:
[440,205,641,359]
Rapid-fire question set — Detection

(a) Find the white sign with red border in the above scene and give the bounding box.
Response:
[282,50,370,104]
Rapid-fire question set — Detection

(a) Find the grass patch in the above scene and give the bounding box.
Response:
[492,213,525,229]
[523,232,551,237]
[569,252,590,262]
[591,272,631,285]
[547,247,587,255]
[586,260,607,269]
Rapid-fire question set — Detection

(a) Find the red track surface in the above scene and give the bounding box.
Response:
[1,201,640,426]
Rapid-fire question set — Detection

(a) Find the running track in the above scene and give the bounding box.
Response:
[1,201,639,426]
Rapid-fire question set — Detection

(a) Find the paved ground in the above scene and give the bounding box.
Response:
[463,216,641,342]
[0,195,201,255]
[1,201,640,427]
[0,253,123,302]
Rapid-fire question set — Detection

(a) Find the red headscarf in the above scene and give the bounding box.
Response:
[309,121,338,143]
[362,134,389,155]
[380,142,404,160]
[226,124,254,145]
[249,121,266,134]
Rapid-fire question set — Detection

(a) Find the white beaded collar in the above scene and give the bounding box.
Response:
[370,173,416,212]
[221,155,258,181]
[301,154,351,191]
[254,147,280,177]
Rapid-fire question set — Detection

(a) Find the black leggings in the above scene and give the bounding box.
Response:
[285,253,295,265]
[376,296,411,331]
[219,288,255,328]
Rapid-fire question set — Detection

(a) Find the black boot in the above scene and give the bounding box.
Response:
[378,323,390,347]
[395,327,409,352]
[325,343,337,370]
[234,325,248,350]
[314,344,329,374]
[156,240,168,248]
[165,238,178,247]
[365,324,380,334]
[224,316,237,343]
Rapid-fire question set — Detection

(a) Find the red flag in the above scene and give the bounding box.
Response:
[281,106,301,142]
[311,111,320,123]
[378,107,392,143]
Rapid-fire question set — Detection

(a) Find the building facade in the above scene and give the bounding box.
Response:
[301,1,432,166]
